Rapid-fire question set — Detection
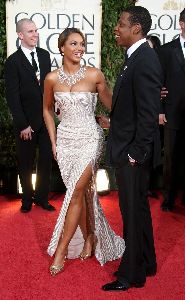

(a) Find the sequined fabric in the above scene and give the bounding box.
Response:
[47,92,125,265]
[58,66,86,86]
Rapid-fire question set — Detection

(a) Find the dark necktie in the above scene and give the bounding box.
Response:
[30,51,38,72]
[124,52,128,64]
[184,42,185,48]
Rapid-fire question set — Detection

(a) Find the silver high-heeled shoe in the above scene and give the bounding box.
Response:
[50,264,64,276]
[49,257,66,276]
[79,234,97,260]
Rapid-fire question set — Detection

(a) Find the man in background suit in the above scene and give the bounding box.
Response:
[102,6,162,291]
[158,9,185,212]
[4,18,55,213]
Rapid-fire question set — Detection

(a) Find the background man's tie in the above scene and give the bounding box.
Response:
[30,52,38,72]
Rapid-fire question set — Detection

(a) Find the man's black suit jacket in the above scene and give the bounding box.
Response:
[158,37,185,130]
[4,47,51,132]
[106,42,163,168]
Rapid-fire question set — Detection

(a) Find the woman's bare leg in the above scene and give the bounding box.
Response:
[79,179,97,259]
[79,191,95,237]
[51,164,93,267]
[78,197,88,241]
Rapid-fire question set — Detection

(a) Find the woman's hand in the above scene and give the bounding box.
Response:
[96,115,110,129]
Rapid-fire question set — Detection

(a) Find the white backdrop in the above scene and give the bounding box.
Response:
[136,0,185,44]
[6,0,102,69]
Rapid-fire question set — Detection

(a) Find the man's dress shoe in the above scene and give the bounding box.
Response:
[20,203,32,213]
[161,200,174,212]
[147,190,158,199]
[102,280,144,291]
[34,201,55,211]
[41,203,56,211]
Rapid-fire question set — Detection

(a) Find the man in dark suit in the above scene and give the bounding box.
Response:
[102,6,162,291]
[4,18,55,213]
[158,9,185,212]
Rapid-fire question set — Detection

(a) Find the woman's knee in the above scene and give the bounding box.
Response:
[70,166,92,205]
[71,188,84,205]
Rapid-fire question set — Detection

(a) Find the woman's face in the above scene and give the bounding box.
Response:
[61,33,85,63]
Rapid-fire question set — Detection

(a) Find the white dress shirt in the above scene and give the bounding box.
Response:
[127,38,146,58]
[180,35,185,58]
[21,45,40,83]
[21,46,39,68]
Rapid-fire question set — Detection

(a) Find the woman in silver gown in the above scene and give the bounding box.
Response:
[43,28,125,276]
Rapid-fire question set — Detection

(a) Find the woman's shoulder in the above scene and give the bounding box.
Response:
[45,68,59,81]
[85,66,103,78]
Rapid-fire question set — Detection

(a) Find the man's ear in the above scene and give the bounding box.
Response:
[17,32,23,40]
[179,21,185,30]
[133,23,141,35]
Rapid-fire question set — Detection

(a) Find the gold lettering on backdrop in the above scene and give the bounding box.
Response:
[6,0,102,68]
[163,0,185,10]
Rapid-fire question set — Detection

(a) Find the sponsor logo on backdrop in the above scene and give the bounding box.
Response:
[163,0,185,10]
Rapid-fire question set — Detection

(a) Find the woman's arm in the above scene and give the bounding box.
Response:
[96,69,112,111]
[43,73,57,159]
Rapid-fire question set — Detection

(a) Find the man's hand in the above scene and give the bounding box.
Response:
[20,126,34,140]
[128,154,136,166]
[96,115,110,129]
[160,87,168,100]
[128,157,136,166]
[159,114,167,125]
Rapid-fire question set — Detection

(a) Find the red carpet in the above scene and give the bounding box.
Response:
[0,192,185,300]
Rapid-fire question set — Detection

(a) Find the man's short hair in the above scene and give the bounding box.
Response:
[123,6,152,36]
[179,9,185,22]
[16,18,35,33]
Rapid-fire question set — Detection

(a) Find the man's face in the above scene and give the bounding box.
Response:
[179,20,185,37]
[114,12,134,48]
[18,21,39,49]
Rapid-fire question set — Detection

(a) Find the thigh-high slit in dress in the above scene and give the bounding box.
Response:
[47,92,125,266]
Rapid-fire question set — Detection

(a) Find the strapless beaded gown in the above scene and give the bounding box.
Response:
[47,92,125,265]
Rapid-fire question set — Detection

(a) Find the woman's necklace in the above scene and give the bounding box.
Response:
[58,65,86,87]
